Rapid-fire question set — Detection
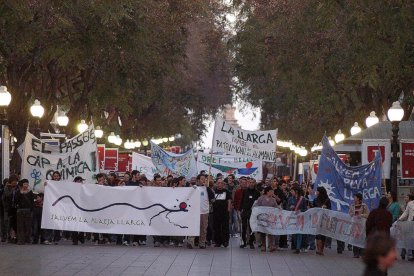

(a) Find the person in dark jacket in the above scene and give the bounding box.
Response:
[313,186,331,256]
[363,232,397,276]
[239,179,260,249]
[15,179,34,245]
[366,197,393,237]
[2,175,19,243]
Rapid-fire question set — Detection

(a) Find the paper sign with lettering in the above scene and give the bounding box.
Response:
[131,152,160,180]
[213,118,277,162]
[315,136,382,213]
[196,152,262,180]
[42,181,200,236]
[21,125,98,192]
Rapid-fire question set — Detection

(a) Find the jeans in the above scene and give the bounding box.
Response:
[293,234,302,250]
[308,235,316,249]
[229,208,239,235]
[241,211,254,245]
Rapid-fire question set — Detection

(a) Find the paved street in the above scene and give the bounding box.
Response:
[0,238,411,276]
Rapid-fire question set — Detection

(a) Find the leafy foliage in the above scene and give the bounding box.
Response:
[233,0,414,145]
[0,0,231,145]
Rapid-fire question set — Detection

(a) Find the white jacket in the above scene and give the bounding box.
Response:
[399,200,414,221]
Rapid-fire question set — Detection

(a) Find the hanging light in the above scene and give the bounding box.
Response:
[108,132,116,143]
[334,129,345,143]
[162,137,168,143]
[328,136,335,146]
[94,126,103,138]
[142,140,149,147]
[30,99,45,118]
[0,86,12,107]
[124,139,134,149]
[387,101,404,122]
[294,146,301,155]
[168,136,175,142]
[114,135,122,146]
[57,111,69,127]
[134,140,141,148]
[366,111,379,128]
[350,122,362,136]
[299,147,308,157]
[77,120,88,133]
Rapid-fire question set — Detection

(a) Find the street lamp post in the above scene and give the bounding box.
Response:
[0,86,12,181]
[388,101,404,194]
[30,99,45,137]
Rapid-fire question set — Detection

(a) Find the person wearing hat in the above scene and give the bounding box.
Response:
[349,192,369,258]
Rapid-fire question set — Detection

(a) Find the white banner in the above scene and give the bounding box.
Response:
[213,118,277,161]
[362,139,391,179]
[42,181,200,236]
[131,152,159,179]
[196,152,262,180]
[21,125,98,192]
[250,206,414,249]
[250,207,367,248]
[151,142,197,178]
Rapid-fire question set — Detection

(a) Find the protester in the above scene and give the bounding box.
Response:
[386,191,401,223]
[2,175,18,243]
[213,178,232,247]
[288,186,307,254]
[71,176,85,245]
[363,232,397,276]
[398,193,414,261]
[0,178,6,242]
[275,180,289,248]
[240,177,260,249]
[256,186,279,252]
[187,174,214,249]
[226,174,239,238]
[366,197,393,237]
[313,186,331,256]
[15,179,34,245]
[32,192,46,244]
[349,193,370,258]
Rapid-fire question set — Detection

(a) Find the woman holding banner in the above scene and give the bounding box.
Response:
[313,187,331,256]
[288,186,307,254]
[256,186,278,252]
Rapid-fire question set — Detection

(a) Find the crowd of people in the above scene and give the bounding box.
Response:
[0,171,412,274]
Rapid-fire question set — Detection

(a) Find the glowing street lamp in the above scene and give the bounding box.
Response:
[57,111,69,127]
[0,86,12,107]
[94,126,103,138]
[328,136,335,146]
[334,129,345,143]
[77,120,88,133]
[108,132,116,143]
[168,136,175,142]
[366,111,379,128]
[114,135,122,146]
[350,122,362,136]
[30,99,45,118]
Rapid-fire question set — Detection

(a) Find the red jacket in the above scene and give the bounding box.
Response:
[233,188,244,211]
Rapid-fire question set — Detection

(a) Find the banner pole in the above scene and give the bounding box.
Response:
[207,118,218,184]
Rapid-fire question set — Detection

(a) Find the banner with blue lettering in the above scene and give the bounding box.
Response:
[150,142,197,178]
[315,136,382,213]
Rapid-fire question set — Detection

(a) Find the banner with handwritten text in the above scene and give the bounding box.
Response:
[21,125,98,192]
[42,181,200,236]
[213,118,277,161]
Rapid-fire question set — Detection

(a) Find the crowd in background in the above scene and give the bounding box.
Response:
[0,171,412,274]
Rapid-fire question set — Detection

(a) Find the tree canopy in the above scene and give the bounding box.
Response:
[0,0,231,146]
[233,0,414,145]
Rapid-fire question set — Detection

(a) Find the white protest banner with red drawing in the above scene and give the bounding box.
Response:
[42,181,200,236]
